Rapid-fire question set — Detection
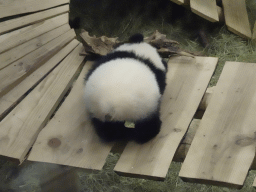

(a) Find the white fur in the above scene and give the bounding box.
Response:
[84,58,161,122]
[114,42,166,72]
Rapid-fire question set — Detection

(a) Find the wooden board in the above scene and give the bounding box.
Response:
[0,5,69,35]
[0,0,69,19]
[179,61,256,188]
[222,0,252,39]
[0,40,80,120]
[170,0,185,5]
[0,44,85,163]
[0,24,70,70]
[0,29,75,97]
[28,62,115,170]
[114,56,218,180]
[0,13,68,54]
[190,0,219,22]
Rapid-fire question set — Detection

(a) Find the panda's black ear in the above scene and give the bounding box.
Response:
[129,33,144,43]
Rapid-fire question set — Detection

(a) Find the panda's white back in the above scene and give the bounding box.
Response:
[84,58,161,122]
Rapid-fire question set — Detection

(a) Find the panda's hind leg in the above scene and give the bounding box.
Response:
[91,118,132,142]
[134,113,161,144]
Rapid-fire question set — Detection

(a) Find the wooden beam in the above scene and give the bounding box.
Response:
[0,5,69,35]
[190,0,219,22]
[0,13,68,54]
[222,0,252,39]
[180,61,256,188]
[0,43,85,163]
[0,29,75,97]
[114,56,218,180]
[0,40,80,120]
[28,61,115,170]
[0,24,70,70]
[0,0,69,19]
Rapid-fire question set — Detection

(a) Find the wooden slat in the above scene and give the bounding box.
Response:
[0,5,69,35]
[0,13,68,54]
[0,40,80,120]
[0,29,75,97]
[222,0,252,39]
[0,44,85,162]
[0,0,69,19]
[114,56,218,180]
[0,24,70,70]
[190,0,219,22]
[170,0,185,5]
[179,61,256,188]
[28,62,115,170]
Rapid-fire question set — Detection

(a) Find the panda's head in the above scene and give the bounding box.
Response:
[113,34,167,73]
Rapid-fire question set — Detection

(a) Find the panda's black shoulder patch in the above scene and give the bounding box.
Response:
[129,33,144,43]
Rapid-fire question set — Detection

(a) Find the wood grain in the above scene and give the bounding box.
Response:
[0,29,75,97]
[28,62,115,170]
[222,0,252,39]
[0,13,68,54]
[179,61,256,188]
[0,24,70,70]
[0,0,69,19]
[190,0,219,22]
[114,56,218,180]
[0,44,85,163]
[0,5,69,35]
[0,40,80,120]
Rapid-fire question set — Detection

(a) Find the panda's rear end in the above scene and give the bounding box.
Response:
[83,34,167,143]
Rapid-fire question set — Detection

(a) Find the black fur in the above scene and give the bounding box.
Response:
[85,51,167,94]
[91,111,161,144]
[129,33,144,43]
[69,17,81,29]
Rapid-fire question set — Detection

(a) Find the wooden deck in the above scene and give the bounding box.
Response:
[0,0,256,189]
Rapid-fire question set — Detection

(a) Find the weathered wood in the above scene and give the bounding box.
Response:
[222,0,252,39]
[0,0,69,19]
[0,29,75,97]
[0,43,85,163]
[170,0,189,5]
[28,61,115,170]
[114,56,218,180]
[190,0,219,22]
[0,24,70,70]
[0,40,80,120]
[179,61,256,188]
[198,86,214,111]
[0,5,69,35]
[0,13,68,54]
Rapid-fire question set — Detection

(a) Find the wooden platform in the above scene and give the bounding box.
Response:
[1,0,256,189]
[170,0,254,39]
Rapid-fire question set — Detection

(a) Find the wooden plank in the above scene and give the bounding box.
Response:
[0,0,69,19]
[222,0,252,39]
[170,0,185,5]
[114,56,218,180]
[0,24,70,70]
[0,29,75,97]
[0,40,80,120]
[190,0,219,22]
[0,5,69,35]
[28,62,115,170]
[179,61,256,188]
[0,44,85,162]
[253,177,256,187]
[0,13,68,54]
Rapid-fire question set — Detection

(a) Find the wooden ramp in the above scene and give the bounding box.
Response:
[179,61,256,188]
[169,0,254,39]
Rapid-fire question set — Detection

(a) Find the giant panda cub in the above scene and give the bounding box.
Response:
[84,34,167,143]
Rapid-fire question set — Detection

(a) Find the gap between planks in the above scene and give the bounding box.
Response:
[0,4,69,35]
[0,43,85,163]
[0,13,69,54]
[179,61,256,188]
[113,56,218,180]
[0,0,69,19]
